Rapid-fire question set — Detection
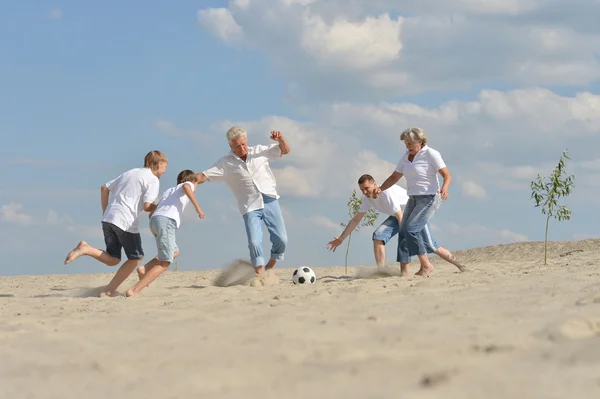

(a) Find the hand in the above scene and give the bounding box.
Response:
[372,187,382,198]
[327,237,343,252]
[197,209,205,219]
[438,189,449,200]
[270,130,283,141]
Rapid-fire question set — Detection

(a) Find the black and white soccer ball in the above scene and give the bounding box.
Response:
[292,266,317,285]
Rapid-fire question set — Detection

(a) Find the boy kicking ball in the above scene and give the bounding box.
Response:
[64,150,168,297]
[126,170,205,297]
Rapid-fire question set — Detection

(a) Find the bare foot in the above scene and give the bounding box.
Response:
[261,269,279,285]
[99,290,115,298]
[64,241,89,265]
[400,263,409,277]
[255,266,264,275]
[125,289,138,297]
[415,264,434,276]
[447,254,467,272]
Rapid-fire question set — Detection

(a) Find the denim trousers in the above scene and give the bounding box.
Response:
[396,194,440,263]
[373,215,440,254]
[242,194,288,268]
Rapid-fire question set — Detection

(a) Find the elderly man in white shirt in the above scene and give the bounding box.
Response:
[196,126,290,278]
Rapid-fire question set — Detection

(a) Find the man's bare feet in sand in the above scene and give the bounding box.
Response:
[99,290,115,298]
[64,241,89,265]
[125,288,138,297]
[400,263,409,277]
[415,263,434,276]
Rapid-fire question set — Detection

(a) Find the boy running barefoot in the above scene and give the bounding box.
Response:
[64,150,168,297]
[126,170,204,297]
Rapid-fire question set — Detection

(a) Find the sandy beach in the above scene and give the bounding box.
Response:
[1,239,600,399]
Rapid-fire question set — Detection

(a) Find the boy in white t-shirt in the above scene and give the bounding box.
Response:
[125,170,204,297]
[64,150,168,297]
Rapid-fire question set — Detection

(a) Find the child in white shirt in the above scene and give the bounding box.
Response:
[126,170,204,297]
[64,150,168,297]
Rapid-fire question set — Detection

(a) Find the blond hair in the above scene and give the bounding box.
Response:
[144,150,168,171]
[400,127,428,146]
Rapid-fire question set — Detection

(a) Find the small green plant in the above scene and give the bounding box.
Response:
[341,189,379,274]
[530,149,575,265]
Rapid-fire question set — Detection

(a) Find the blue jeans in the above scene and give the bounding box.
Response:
[373,215,439,253]
[242,194,288,268]
[397,194,440,263]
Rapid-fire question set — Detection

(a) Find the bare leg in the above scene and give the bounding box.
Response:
[127,260,170,297]
[137,256,159,281]
[373,240,386,266]
[415,254,434,276]
[100,259,142,297]
[434,247,467,272]
[64,241,119,266]
[400,262,409,277]
[138,251,179,284]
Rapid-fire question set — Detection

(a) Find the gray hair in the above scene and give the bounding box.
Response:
[226,126,247,143]
[400,127,428,146]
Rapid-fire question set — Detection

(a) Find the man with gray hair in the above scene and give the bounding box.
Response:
[196,126,291,280]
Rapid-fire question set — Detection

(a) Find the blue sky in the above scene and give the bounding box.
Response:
[1,0,600,276]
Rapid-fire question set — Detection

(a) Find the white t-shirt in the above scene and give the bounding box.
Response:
[395,146,446,195]
[202,144,282,215]
[359,184,409,216]
[152,182,195,229]
[102,168,160,233]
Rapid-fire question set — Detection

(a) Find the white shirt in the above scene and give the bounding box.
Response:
[102,168,160,233]
[359,184,409,216]
[395,146,446,195]
[152,182,195,229]
[203,144,282,215]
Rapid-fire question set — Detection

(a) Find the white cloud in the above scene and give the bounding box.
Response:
[197,8,243,44]
[48,9,62,20]
[300,13,402,70]
[461,181,487,200]
[198,1,600,99]
[309,215,340,232]
[0,203,35,226]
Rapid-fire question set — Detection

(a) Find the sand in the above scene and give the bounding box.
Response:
[1,239,600,398]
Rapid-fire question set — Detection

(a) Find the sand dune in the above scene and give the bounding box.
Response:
[1,239,600,398]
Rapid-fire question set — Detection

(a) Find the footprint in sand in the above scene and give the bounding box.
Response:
[575,292,600,306]
[539,317,600,342]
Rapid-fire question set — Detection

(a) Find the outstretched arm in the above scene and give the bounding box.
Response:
[379,171,403,192]
[183,184,205,219]
[271,131,290,155]
[327,212,365,252]
[195,172,208,184]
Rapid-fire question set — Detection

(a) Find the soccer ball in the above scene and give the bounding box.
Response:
[292,266,317,285]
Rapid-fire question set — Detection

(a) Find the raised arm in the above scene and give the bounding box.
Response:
[270,131,290,155]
